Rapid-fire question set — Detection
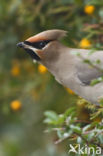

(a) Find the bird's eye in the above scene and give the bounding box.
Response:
[33,40,51,49]
[24,40,52,49]
[39,41,47,49]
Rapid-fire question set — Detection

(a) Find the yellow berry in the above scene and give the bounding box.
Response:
[38,64,47,74]
[10,100,21,111]
[84,5,95,15]
[11,65,20,76]
[80,38,91,49]
[66,88,74,95]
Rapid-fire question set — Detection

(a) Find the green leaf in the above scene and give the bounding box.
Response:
[70,125,82,134]
[98,134,103,144]
[77,136,82,144]
[83,124,92,132]
[90,77,103,86]
[57,130,64,139]
[57,115,65,125]
[64,107,76,119]
[44,118,54,124]
[83,59,91,64]
[87,132,95,141]
[44,111,59,121]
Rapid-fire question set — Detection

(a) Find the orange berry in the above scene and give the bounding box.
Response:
[66,88,74,95]
[80,38,91,49]
[38,64,47,74]
[11,65,20,76]
[10,100,21,111]
[84,5,95,15]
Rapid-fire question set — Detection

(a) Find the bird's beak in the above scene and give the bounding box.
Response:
[17,41,41,61]
[17,42,25,48]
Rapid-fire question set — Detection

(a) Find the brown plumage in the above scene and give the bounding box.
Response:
[26,29,67,42]
[17,29,103,105]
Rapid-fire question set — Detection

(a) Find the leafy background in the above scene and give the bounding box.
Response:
[0,0,103,156]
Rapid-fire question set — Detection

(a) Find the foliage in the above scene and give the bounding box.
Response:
[44,102,103,155]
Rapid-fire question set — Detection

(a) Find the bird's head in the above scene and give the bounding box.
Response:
[17,29,67,63]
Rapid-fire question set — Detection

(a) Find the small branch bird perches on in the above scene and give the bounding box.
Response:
[17,29,103,105]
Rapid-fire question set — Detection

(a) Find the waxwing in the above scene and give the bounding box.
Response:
[17,29,103,105]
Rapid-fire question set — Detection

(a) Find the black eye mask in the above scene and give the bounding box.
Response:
[24,40,52,49]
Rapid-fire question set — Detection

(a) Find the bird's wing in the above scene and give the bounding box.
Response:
[75,51,103,85]
[76,63,103,85]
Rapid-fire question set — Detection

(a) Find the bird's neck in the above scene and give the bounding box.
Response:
[42,45,75,82]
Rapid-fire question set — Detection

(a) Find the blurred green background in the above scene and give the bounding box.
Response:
[0,0,103,155]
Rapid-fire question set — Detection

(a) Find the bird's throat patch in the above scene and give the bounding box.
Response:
[24,48,40,61]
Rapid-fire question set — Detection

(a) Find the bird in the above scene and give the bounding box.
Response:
[17,29,103,105]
